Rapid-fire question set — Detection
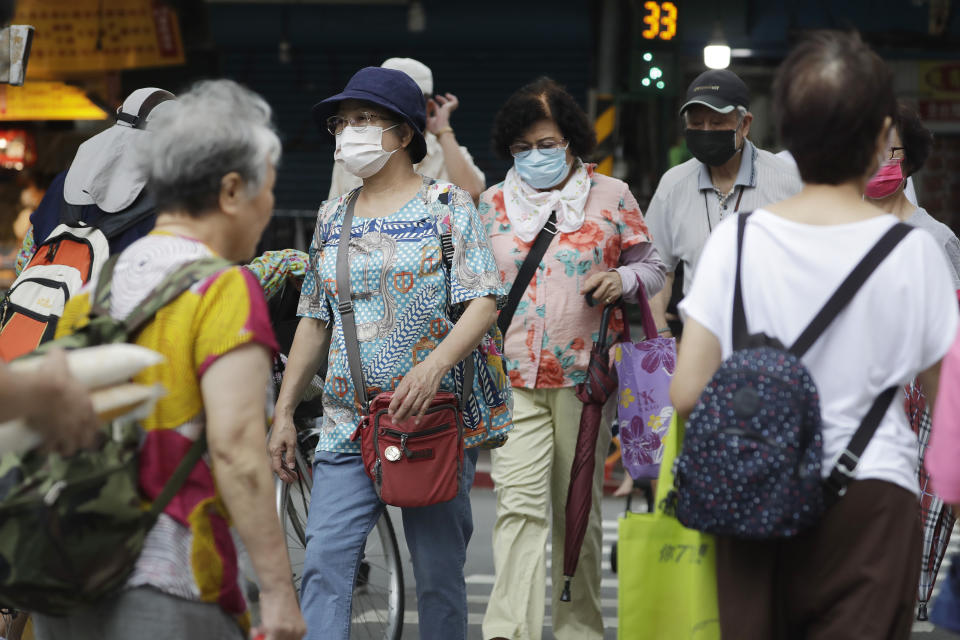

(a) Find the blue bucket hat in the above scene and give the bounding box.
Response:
[313,66,427,163]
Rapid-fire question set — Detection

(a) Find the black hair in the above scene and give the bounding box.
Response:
[774,31,896,185]
[895,101,933,177]
[491,77,596,161]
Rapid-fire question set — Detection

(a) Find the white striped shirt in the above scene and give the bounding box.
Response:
[646,140,802,294]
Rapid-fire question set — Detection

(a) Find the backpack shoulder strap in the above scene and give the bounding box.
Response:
[93,191,158,240]
[789,223,913,358]
[91,254,232,335]
[731,211,754,350]
[147,434,207,522]
[90,254,121,318]
[824,385,898,501]
[59,201,84,228]
[123,257,233,335]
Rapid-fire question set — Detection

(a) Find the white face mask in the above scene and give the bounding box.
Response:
[334,124,400,179]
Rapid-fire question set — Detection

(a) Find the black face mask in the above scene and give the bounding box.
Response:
[685,128,740,167]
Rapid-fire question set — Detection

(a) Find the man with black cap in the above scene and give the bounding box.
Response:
[645,69,801,337]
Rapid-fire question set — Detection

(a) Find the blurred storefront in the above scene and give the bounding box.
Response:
[0,0,187,289]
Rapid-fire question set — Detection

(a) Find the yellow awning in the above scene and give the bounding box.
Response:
[0,81,108,120]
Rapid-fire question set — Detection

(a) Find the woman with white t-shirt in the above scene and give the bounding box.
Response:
[670,31,959,639]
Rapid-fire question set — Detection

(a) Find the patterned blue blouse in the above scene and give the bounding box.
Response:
[298,178,509,454]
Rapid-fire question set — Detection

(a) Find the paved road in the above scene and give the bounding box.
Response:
[396,486,958,639]
[257,465,959,638]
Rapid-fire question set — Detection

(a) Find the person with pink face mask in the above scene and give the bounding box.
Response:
[866,101,960,621]
[866,102,960,286]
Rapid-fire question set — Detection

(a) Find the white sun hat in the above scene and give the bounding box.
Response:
[63,87,175,213]
[381,57,433,96]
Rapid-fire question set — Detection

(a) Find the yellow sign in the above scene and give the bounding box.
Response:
[0,82,108,120]
[641,1,678,41]
[14,0,185,78]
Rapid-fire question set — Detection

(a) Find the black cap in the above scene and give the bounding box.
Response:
[680,70,751,115]
[313,67,427,163]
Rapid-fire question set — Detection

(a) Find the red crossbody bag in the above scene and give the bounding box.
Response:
[338,193,468,508]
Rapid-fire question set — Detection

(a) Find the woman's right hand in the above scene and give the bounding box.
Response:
[252,586,307,640]
[269,414,299,484]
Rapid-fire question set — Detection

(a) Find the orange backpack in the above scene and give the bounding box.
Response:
[0,197,155,362]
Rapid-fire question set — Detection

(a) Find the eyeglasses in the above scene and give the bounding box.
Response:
[326,111,394,136]
[888,146,905,160]
[509,138,569,158]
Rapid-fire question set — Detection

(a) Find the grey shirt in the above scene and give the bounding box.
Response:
[646,140,802,294]
[907,206,960,288]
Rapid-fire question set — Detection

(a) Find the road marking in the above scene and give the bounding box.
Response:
[404,611,620,628]
[465,594,618,608]
[466,574,619,588]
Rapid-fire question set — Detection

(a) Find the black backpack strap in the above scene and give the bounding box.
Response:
[59,200,84,227]
[497,211,559,334]
[731,211,754,351]
[789,223,913,358]
[823,385,899,500]
[92,191,158,240]
[59,191,158,241]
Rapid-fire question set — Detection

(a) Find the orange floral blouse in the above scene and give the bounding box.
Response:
[478,165,656,388]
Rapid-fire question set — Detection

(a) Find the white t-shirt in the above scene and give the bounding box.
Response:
[679,209,959,495]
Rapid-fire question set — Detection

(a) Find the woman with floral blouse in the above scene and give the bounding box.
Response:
[478,77,666,640]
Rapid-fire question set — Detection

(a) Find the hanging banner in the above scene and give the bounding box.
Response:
[13,0,185,78]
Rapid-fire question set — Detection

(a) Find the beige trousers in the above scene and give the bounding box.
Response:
[482,387,610,640]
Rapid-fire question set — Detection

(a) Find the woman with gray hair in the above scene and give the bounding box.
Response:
[31,79,306,640]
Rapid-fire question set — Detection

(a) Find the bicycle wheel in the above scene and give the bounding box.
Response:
[350,510,404,640]
[277,446,404,640]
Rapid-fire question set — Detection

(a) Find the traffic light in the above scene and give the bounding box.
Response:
[631,49,675,94]
[628,1,679,96]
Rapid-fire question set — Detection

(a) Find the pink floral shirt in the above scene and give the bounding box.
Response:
[478,166,655,388]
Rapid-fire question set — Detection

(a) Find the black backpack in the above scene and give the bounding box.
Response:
[672,212,911,539]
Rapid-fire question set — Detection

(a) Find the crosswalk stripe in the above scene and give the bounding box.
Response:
[466,574,618,588]
[465,594,618,607]
[546,544,614,555]
[403,611,620,627]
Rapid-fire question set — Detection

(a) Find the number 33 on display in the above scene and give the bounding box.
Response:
[642,1,678,41]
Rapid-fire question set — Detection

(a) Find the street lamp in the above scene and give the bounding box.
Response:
[703,22,730,69]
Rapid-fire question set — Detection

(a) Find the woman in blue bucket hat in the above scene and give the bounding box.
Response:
[270,67,509,640]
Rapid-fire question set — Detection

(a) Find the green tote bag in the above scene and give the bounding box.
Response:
[618,413,721,640]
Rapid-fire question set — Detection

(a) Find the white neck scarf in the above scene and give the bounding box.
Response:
[504,159,590,243]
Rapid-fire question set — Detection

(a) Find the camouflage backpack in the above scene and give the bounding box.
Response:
[0,254,230,615]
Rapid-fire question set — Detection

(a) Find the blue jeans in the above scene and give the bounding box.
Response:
[301,448,478,640]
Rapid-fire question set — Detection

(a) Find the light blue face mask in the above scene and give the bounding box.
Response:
[514,147,571,189]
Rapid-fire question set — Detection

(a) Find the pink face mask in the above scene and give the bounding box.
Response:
[865,158,905,199]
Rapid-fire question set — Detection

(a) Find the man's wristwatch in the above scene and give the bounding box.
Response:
[657,327,671,335]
